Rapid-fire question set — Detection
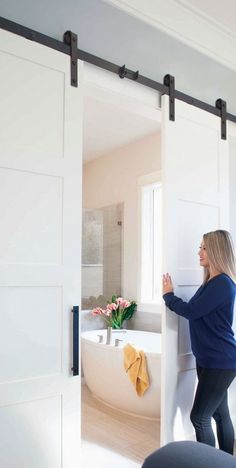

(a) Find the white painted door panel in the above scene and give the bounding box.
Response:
[0,28,82,467]
[228,131,236,427]
[161,95,229,444]
[0,169,62,264]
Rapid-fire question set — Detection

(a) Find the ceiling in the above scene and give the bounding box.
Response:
[176,0,236,34]
[83,96,160,163]
[105,0,236,70]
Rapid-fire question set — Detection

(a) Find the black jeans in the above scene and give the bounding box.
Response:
[190,365,236,454]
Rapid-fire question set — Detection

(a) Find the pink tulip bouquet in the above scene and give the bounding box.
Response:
[91,295,137,329]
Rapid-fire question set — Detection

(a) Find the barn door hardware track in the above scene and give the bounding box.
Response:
[0,15,235,140]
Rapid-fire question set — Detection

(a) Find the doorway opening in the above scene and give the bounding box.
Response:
[81,65,162,467]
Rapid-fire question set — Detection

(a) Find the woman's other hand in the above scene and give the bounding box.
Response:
[162,273,174,295]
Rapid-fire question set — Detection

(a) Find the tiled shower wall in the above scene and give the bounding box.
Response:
[103,204,123,301]
[82,203,123,311]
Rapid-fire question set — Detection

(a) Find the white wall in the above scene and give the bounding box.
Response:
[83,131,161,302]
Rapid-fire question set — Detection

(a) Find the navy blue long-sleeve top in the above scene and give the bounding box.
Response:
[163,273,236,369]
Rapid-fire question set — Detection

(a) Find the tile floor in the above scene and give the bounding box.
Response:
[81,384,160,468]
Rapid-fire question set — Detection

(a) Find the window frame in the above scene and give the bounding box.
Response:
[137,171,163,313]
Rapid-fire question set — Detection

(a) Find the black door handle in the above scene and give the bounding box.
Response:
[71,305,79,376]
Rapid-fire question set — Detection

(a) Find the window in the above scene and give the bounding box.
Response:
[138,174,162,310]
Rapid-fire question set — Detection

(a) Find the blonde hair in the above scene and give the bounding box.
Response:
[203,230,236,283]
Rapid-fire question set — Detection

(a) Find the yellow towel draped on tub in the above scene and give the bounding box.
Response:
[123,343,150,397]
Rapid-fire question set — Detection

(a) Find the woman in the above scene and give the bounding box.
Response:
[162,230,236,454]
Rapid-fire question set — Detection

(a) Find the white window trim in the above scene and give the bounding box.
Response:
[137,171,162,313]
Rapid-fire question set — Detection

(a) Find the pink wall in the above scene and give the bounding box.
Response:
[83,131,161,300]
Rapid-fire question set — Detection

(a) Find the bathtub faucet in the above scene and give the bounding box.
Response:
[106,326,112,345]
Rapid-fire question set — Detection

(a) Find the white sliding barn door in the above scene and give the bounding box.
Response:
[161,95,229,444]
[228,125,236,428]
[0,29,82,467]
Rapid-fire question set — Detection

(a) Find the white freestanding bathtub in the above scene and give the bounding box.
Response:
[81,329,161,419]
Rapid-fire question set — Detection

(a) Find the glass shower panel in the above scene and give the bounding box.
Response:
[82,204,123,310]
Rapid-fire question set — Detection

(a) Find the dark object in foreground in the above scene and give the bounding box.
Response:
[142,441,236,468]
